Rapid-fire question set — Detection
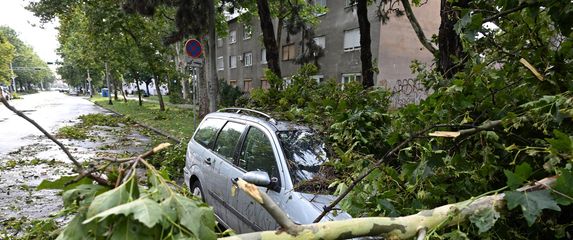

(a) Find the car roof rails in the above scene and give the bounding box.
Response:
[218,108,276,124]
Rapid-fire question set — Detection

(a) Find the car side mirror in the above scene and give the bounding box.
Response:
[242,171,271,187]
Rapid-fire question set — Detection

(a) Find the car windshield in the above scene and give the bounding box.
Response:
[277,130,329,186]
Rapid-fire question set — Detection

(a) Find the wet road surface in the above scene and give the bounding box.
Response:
[0,91,108,155]
[0,92,153,228]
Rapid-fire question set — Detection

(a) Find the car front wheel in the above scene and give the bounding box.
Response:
[191,180,204,201]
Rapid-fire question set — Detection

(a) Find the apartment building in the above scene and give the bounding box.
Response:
[215,0,440,100]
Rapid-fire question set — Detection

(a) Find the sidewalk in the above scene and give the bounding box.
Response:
[125,96,196,110]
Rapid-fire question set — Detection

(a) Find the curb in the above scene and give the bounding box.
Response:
[93,101,182,144]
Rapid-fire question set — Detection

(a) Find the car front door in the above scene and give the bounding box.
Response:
[225,126,284,233]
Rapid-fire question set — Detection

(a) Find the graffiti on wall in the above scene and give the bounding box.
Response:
[389,78,429,108]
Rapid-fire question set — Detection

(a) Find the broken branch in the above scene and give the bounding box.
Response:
[224,176,558,240]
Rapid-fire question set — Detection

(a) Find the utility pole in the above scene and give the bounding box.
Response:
[207,0,218,112]
[105,62,112,105]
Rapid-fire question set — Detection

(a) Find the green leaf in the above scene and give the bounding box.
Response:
[37,175,93,191]
[469,207,500,233]
[504,163,532,189]
[165,195,216,240]
[109,219,154,240]
[62,184,108,208]
[547,130,573,154]
[86,176,139,218]
[553,170,573,205]
[505,190,561,226]
[56,213,91,240]
[84,198,164,228]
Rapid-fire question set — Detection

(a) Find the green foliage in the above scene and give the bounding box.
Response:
[54,163,216,240]
[79,113,121,127]
[148,140,187,180]
[57,126,88,140]
[219,79,243,107]
[505,190,561,226]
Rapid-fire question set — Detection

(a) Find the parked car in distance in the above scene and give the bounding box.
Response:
[185,108,351,234]
[68,89,79,96]
[1,86,11,100]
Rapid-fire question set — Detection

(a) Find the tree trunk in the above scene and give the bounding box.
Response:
[357,0,374,89]
[257,0,282,83]
[207,0,218,112]
[154,76,166,111]
[438,0,468,79]
[198,64,209,118]
[136,79,143,106]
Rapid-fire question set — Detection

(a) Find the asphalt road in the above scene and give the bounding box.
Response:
[0,91,108,155]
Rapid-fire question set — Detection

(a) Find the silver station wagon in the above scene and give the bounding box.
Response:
[184,108,350,233]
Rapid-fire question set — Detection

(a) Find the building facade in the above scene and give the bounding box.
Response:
[215,0,440,102]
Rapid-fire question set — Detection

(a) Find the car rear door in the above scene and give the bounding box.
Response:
[189,118,227,216]
[205,121,248,229]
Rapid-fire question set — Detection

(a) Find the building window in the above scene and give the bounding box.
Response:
[229,80,237,88]
[343,28,360,51]
[229,55,237,69]
[217,38,223,47]
[315,0,327,16]
[243,79,253,92]
[243,52,253,67]
[282,44,296,61]
[311,75,324,83]
[313,36,326,49]
[261,79,270,89]
[229,30,237,44]
[341,73,361,89]
[217,57,224,71]
[243,25,253,40]
[345,0,356,7]
[261,49,267,64]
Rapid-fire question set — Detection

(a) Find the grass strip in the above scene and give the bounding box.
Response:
[91,96,198,141]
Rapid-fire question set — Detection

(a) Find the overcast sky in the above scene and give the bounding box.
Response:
[0,0,60,62]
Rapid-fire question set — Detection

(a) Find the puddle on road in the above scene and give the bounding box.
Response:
[0,115,156,233]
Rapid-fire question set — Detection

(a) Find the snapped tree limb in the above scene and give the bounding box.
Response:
[223,177,557,240]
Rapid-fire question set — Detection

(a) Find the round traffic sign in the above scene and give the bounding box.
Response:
[185,39,203,58]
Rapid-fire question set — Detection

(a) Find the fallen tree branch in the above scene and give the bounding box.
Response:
[314,120,504,223]
[234,179,303,235]
[0,94,111,186]
[224,176,557,240]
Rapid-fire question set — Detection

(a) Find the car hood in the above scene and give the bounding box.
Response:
[298,192,351,221]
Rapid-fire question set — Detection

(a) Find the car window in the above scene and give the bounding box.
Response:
[213,122,246,160]
[239,127,278,177]
[277,130,329,186]
[193,118,226,148]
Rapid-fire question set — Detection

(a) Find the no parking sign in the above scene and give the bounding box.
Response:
[185,39,202,58]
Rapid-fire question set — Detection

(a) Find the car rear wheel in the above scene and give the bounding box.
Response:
[191,180,204,201]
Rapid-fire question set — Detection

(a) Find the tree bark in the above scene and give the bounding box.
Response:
[198,63,209,118]
[136,79,143,106]
[154,76,166,111]
[207,0,218,112]
[438,0,468,79]
[357,0,374,89]
[400,0,438,55]
[257,0,282,82]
